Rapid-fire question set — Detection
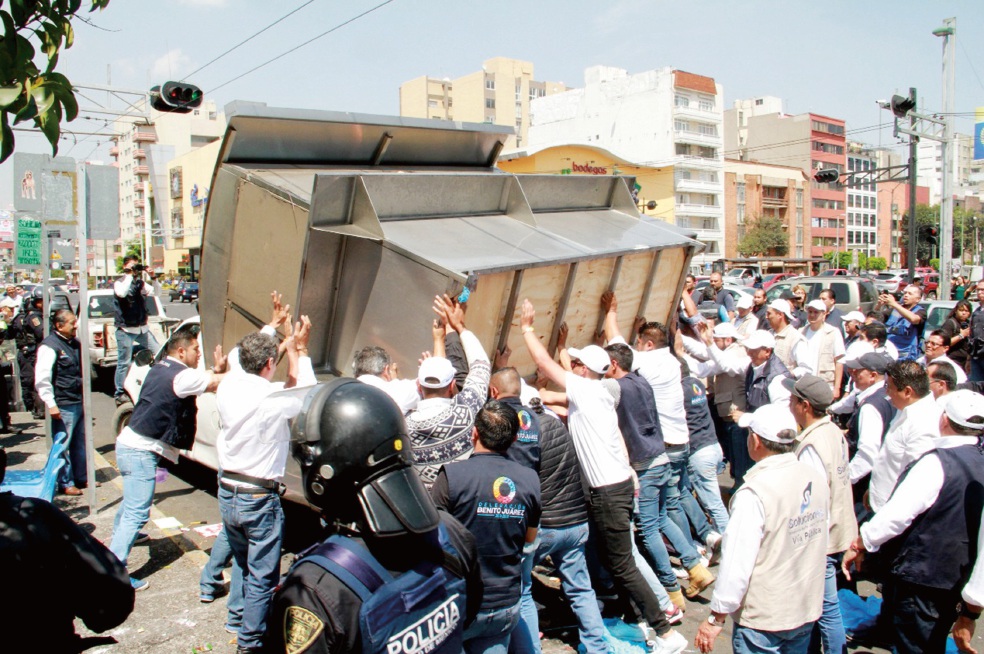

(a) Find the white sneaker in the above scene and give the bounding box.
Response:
[700,555,711,568]
[706,531,723,565]
[650,629,688,654]
[673,566,689,579]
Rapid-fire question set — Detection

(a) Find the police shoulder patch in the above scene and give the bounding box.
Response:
[30,317,40,327]
[284,605,325,654]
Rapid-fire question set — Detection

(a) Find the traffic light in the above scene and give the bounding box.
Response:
[150,82,203,114]
[814,168,840,183]
[921,225,939,246]
[890,93,916,119]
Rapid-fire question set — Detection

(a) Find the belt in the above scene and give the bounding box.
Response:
[220,470,285,496]
[219,479,276,495]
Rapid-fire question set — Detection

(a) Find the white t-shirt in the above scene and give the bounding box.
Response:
[565,372,633,489]
[802,324,845,375]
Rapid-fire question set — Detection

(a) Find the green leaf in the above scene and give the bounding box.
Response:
[9,0,28,27]
[0,83,22,108]
[0,12,18,59]
[0,110,14,163]
[37,105,60,153]
[63,19,73,48]
[30,83,55,115]
[12,93,37,124]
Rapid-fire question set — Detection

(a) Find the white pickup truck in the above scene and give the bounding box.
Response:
[83,289,178,379]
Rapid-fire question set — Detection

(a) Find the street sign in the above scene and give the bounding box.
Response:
[46,230,61,238]
[16,218,41,266]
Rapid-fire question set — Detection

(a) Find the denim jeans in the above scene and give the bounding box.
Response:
[665,445,712,551]
[514,536,541,654]
[219,486,284,649]
[530,524,608,654]
[587,478,669,636]
[636,459,700,577]
[53,403,86,490]
[732,621,814,654]
[109,442,159,568]
[114,328,159,397]
[724,421,753,489]
[687,443,729,533]
[971,358,984,383]
[809,555,846,654]
[631,539,672,612]
[677,462,714,546]
[200,526,245,628]
[464,601,524,654]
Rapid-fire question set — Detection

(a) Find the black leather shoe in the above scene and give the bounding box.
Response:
[236,647,261,654]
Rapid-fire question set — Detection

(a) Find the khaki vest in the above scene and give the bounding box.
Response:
[733,453,828,631]
[801,323,840,388]
[735,314,758,339]
[774,324,805,371]
[713,342,747,420]
[794,417,859,554]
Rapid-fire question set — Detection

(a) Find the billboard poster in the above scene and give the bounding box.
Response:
[12,153,45,212]
[16,217,42,266]
[976,107,984,161]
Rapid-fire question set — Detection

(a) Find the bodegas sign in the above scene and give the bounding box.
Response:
[560,162,609,175]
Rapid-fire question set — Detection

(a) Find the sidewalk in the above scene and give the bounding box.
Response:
[4,411,239,653]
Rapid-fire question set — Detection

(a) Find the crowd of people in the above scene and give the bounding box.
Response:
[9,263,984,654]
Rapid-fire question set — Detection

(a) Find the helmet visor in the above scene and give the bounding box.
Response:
[358,466,440,537]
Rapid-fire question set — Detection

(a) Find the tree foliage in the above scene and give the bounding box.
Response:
[899,204,940,263]
[867,257,887,271]
[737,215,788,257]
[0,0,111,163]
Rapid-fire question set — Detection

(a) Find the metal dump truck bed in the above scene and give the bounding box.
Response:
[201,103,702,379]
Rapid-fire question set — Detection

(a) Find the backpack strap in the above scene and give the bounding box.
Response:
[298,536,392,602]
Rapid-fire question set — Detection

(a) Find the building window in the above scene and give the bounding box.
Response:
[699,99,714,112]
[674,95,690,108]
[698,123,718,136]
[675,143,690,156]
[485,78,495,90]
[485,98,495,109]
[675,120,688,132]
[796,189,803,208]
[755,98,764,106]
[697,146,717,159]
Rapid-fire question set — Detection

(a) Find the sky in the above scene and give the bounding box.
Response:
[1,0,983,209]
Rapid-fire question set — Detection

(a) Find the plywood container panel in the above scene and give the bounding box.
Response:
[644,248,686,325]
[501,264,570,376]
[564,258,616,348]
[466,271,513,353]
[612,251,657,339]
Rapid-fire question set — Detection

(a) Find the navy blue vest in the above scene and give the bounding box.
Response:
[500,396,541,473]
[682,375,717,452]
[113,278,148,328]
[889,444,984,591]
[846,386,895,458]
[443,453,540,609]
[744,355,790,411]
[40,332,81,405]
[614,371,665,466]
[127,358,198,450]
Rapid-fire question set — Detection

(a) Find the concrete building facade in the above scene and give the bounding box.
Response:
[527,65,725,266]
[164,140,221,276]
[917,133,984,205]
[723,159,810,261]
[846,142,879,260]
[724,102,846,258]
[399,57,567,149]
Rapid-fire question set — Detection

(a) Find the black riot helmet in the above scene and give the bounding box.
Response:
[291,378,439,538]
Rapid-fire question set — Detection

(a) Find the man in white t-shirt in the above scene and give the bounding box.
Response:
[520,299,686,654]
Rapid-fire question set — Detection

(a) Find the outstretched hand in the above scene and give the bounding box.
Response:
[212,345,229,373]
[601,290,617,313]
[434,294,465,332]
[521,299,535,331]
[269,291,290,329]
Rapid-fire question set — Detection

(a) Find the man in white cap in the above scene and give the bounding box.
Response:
[733,294,759,338]
[765,299,812,377]
[520,299,688,654]
[406,295,491,487]
[842,310,865,350]
[801,299,846,398]
[844,389,984,653]
[694,404,829,654]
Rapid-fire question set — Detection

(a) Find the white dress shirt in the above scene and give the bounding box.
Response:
[216,356,317,483]
[861,435,979,552]
[689,341,751,380]
[611,337,689,445]
[34,333,80,412]
[868,393,941,512]
[357,374,419,414]
[116,356,212,463]
[848,381,887,484]
[918,353,968,384]
[113,273,160,335]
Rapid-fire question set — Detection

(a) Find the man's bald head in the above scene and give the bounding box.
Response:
[490,367,522,399]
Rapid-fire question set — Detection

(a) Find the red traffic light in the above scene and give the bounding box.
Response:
[151,81,204,114]
[814,169,840,183]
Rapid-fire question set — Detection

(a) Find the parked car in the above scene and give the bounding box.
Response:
[765,276,879,315]
[761,273,798,290]
[918,300,976,335]
[724,267,759,287]
[694,284,754,320]
[874,271,906,295]
[179,282,199,303]
[915,266,936,277]
[919,273,940,299]
[817,268,849,277]
[82,289,178,378]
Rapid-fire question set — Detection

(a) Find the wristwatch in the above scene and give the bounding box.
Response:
[959,602,982,620]
[707,614,725,627]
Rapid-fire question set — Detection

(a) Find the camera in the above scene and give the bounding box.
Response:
[131,263,147,273]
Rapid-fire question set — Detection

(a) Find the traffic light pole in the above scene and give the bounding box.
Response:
[907,88,918,286]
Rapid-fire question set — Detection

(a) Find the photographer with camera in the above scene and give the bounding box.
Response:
[113,256,161,405]
[969,281,984,382]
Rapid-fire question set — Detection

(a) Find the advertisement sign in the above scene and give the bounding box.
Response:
[16,217,42,266]
[976,107,984,161]
[12,153,45,212]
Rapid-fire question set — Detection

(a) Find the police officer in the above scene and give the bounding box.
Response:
[265,380,482,654]
[11,287,44,418]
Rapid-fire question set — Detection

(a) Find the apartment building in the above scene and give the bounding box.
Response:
[845,142,879,259]
[399,57,567,149]
[917,133,984,205]
[724,101,846,258]
[527,65,725,266]
[110,101,225,269]
[723,159,810,260]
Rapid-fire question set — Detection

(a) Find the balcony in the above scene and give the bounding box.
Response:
[133,149,146,159]
[673,104,719,122]
[134,199,145,208]
[676,203,721,218]
[674,155,722,171]
[762,194,788,208]
[675,176,720,193]
[134,131,157,143]
[134,165,150,175]
[673,128,722,148]
[109,146,119,156]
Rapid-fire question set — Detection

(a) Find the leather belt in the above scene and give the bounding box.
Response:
[219,480,275,495]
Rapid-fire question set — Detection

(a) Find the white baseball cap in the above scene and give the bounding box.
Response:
[568,345,611,375]
[743,330,776,350]
[712,322,741,340]
[736,294,754,310]
[738,404,799,443]
[842,310,866,324]
[940,390,984,430]
[806,299,827,312]
[417,357,456,389]
[768,299,794,320]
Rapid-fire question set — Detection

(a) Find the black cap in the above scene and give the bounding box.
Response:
[845,352,892,374]
[781,374,834,409]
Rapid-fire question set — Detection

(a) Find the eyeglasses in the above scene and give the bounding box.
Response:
[925,341,944,349]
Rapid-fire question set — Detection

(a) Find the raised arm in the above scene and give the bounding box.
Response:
[520,299,568,391]
[601,291,623,344]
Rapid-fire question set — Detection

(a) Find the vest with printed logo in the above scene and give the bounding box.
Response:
[113,277,148,328]
[500,396,541,473]
[40,332,82,405]
[732,453,828,631]
[443,453,540,610]
[845,386,895,459]
[794,417,859,554]
[614,371,665,466]
[127,358,198,450]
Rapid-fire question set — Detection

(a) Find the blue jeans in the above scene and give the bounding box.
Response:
[464,601,525,654]
[109,443,159,568]
[688,444,729,533]
[115,328,159,397]
[810,555,846,654]
[53,403,86,490]
[514,536,541,654]
[666,445,711,549]
[632,539,672,612]
[677,460,714,546]
[724,421,753,489]
[971,358,984,383]
[532,524,608,654]
[733,621,815,654]
[635,462,699,590]
[199,526,245,628]
[219,486,284,649]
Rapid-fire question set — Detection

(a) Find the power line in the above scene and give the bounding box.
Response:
[206,0,399,94]
[182,0,317,80]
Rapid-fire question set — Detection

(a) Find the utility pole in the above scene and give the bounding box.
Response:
[907,88,918,283]
[936,18,956,299]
